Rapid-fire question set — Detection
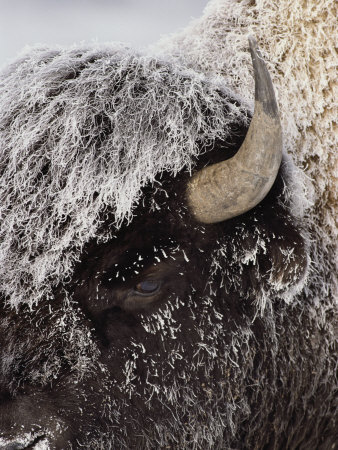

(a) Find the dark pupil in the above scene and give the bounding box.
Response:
[136,280,159,294]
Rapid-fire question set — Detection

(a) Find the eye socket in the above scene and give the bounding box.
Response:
[134,280,160,296]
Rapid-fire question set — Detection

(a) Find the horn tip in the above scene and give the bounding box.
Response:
[248,35,258,50]
[248,35,261,62]
[247,35,279,118]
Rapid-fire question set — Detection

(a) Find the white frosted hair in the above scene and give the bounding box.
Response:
[0,44,248,307]
[154,0,337,311]
[1,0,335,309]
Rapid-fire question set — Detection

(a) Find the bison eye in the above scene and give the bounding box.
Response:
[134,280,160,296]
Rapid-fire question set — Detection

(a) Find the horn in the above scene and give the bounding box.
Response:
[186,36,282,224]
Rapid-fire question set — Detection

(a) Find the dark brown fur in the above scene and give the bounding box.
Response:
[1,133,335,448]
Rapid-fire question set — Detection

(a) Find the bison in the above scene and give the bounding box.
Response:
[0,18,336,450]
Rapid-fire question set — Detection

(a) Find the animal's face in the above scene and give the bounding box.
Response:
[0,39,314,449]
[0,161,308,449]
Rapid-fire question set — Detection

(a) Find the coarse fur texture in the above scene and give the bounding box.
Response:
[0,161,335,449]
[0,45,247,308]
[0,0,336,449]
[155,0,338,309]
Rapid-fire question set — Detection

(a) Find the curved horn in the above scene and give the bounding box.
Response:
[186,36,282,224]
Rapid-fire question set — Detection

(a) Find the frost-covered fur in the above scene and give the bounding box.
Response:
[0,45,247,308]
[0,1,336,449]
[155,0,337,307]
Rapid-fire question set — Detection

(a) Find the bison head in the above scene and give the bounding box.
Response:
[0,38,335,450]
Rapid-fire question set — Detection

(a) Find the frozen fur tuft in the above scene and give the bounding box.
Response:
[0,44,247,307]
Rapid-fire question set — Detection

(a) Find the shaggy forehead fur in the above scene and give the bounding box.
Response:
[0,44,248,308]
